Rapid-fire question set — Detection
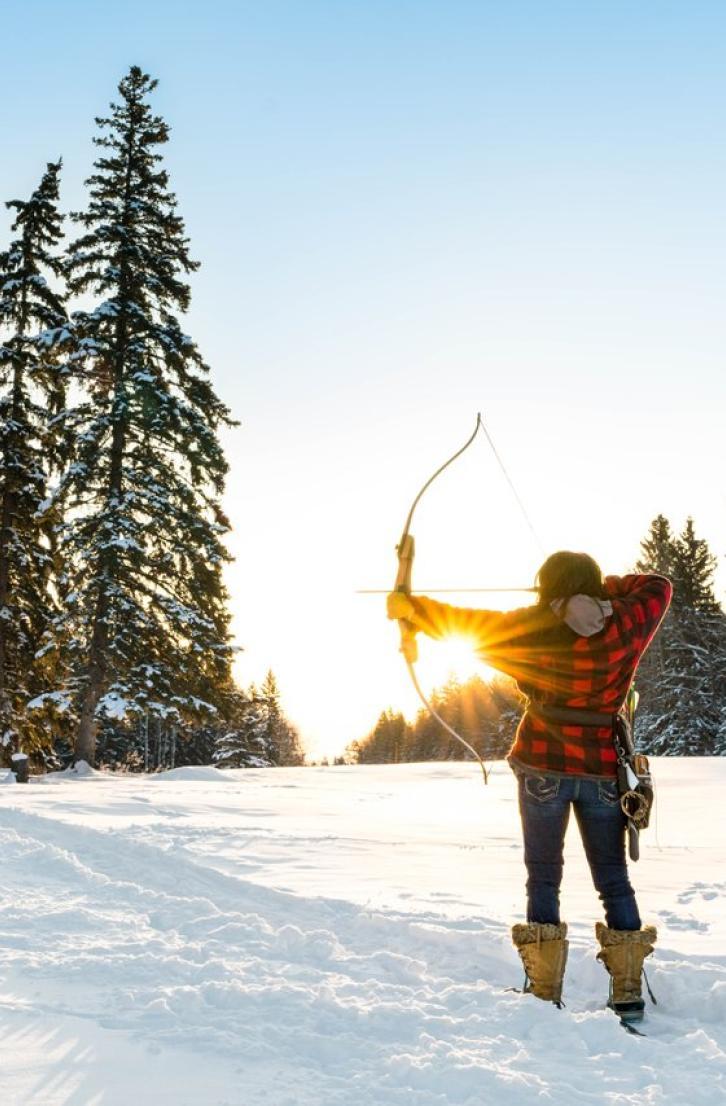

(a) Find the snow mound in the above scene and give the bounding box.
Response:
[39,758,104,783]
[151,765,234,783]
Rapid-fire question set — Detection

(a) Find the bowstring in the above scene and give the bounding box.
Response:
[478,416,545,555]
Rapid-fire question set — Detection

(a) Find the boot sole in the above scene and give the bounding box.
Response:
[609,1000,645,1022]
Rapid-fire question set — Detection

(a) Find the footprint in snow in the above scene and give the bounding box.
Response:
[677,881,726,905]
[657,909,709,933]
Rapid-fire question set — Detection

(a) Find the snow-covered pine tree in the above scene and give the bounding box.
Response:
[172,718,217,766]
[259,669,305,765]
[633,514,675,743]
[0,161,67,764]
[44,68,238,765]
[635,516,725,755]
[213,686,272,769]
[664,519,726,753]
[671,518,720,614]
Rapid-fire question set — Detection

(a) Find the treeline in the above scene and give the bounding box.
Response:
[350,517,726,763]
[0,66,302,771]
[347,677,523,765]
[62,669,304,772]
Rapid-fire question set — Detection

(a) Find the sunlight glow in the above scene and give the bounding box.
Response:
[415,633,496,693]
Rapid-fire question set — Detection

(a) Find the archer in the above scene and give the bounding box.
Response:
[388,550,672,1027]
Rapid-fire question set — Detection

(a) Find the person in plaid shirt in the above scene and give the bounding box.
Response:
[387,551,672,1022]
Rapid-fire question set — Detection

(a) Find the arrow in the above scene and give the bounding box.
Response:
[357,587,536,594]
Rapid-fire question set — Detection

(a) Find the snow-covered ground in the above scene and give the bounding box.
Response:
[1,759,724,1106]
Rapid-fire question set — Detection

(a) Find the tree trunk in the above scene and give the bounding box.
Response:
[73,590,109,765]
[72,282,129,767]
[75,681,101,764]
[0,356,25,758]
[0,473,14,755]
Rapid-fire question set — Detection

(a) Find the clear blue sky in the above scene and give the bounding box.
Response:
[2,2,724,754]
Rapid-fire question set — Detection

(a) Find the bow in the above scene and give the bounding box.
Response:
[394,413,491,783]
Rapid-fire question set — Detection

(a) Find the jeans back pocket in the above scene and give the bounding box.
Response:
[524,775,561,803]
[597,780,620,806]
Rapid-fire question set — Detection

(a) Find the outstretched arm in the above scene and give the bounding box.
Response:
[388,592,532,654]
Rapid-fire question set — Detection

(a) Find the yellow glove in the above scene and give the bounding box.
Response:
[386,591,415,621]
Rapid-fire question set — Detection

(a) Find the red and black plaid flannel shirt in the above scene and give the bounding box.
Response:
[408,574,672,778]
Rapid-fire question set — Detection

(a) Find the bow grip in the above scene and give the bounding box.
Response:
[395,533,415,593]
[395,533,418,661]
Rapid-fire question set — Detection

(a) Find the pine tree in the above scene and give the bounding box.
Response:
[352,709,410,764]
[636,514,675,577]
[213,687,273,769]
[635,516,725,755]
[671,517,719,613]
[0,161,67,763]
[42,68,238,765]
[662,518,725,752]
[258,669,305,765]
[172,719,217,767]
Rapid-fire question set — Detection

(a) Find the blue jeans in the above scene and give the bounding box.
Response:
[516,770,641,931]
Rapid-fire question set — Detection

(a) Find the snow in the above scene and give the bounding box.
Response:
[153,765,233,783]
[26,689,72,713]
[0,759,724,1105]
[96,689,131,718]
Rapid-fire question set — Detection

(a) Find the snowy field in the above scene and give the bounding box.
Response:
[0,759,724,1106]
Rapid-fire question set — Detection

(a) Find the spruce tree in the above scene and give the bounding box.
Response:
[0,161,66,763]
[259,669,304,765]
[353,709,410,764]
[633,515,674,741]
[213,687,272,769]
[635,514,675,577]
[664,518,725,752]
[671,517,719,612]
[635,516,725,754]
[44,68,238,765]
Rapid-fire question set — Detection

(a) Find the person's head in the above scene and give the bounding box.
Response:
[535,551,605,607]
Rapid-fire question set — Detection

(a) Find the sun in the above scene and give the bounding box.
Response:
[416,632,495,690]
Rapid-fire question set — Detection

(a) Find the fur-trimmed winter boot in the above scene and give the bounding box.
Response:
[511,922,568,1005]
[595,923,657,1022]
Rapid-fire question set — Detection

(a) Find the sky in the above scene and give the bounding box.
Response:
[1,1,725,758]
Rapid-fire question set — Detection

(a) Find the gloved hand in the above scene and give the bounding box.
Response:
[386,591,415,621]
